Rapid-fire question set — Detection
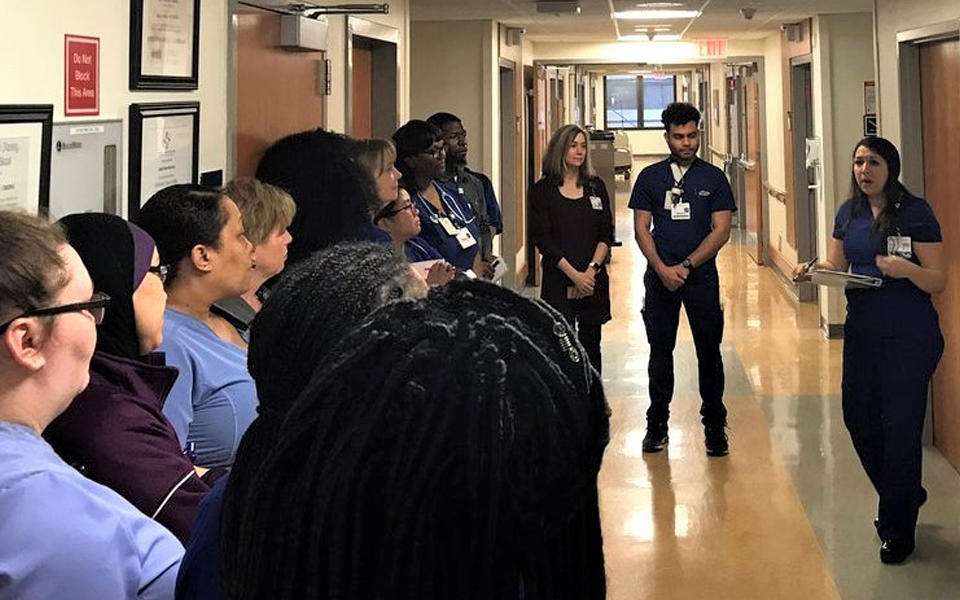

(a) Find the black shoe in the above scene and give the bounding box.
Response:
[880,539,915,564]
[874,487,927,529]
[705,425,729,457]
[642,423,669,453]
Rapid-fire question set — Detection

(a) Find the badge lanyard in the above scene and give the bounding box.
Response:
[416,183,475,227]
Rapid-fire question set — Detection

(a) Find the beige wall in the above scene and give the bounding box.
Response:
[875,0,960,152]
[324,0,411,134]
[762,33,793,263]
[410,20,491,175]
[813,13,876,328]
[2,0,229,214]
[708,61,728,169]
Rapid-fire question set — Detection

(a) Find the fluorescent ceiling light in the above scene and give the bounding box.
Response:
[615,9,700,19]
[634,2,684,6]
[620,34,683,41]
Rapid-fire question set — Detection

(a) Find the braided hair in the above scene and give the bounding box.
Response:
[221,242,426,578]
[222,280,609,600]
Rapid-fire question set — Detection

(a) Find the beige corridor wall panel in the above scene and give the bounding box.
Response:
[236,6,325,178]
[708,62,728,169]
[812,14,875,331]
[920,38,960,471]
[763,33,794,266]
[781,19,813,251]
[0,0,229,210]
[410,20,488,173]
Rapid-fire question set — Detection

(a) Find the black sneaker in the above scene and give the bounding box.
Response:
[705,425,729,457]
[880,538,915,564]
[642,423,669,453]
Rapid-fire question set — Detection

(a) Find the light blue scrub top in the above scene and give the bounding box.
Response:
[159,308,259,469]
[0,422,183,600]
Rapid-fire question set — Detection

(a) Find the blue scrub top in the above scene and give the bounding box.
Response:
[0,422,183,600]
[411,181,481,271]
[405,235,444,263]
[833,195,942,278]
[356,223,393,244]
[628,157,736,266]
[160,309,259,469]
[833,194,943,336]
[176,476,227,600]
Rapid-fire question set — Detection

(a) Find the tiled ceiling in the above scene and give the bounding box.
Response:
[409,0,874,42]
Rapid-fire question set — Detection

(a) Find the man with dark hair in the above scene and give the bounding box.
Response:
[426,112,503,278]
[628,102,736,457]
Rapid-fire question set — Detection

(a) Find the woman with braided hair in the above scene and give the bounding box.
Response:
[221,280,609,600]
[176,241,427,600]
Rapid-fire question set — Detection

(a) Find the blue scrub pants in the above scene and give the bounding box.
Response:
[842,292,943,545]
[642,265,727,427]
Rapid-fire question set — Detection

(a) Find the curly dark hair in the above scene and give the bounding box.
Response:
[256,129,377,265]
[661,102,701,130]
[222,280,609,600]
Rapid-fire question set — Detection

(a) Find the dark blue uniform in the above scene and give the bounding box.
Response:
[628,157,736,428]
[404,235,444,263]
[411,181,481,272]
[834,194,943,548]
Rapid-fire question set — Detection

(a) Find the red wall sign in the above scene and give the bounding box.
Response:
[697,39,727,59]
[65,35,99,116]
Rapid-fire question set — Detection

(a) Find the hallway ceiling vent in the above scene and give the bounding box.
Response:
[536,1,582,14]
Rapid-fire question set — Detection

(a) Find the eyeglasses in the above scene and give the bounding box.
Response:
[148,264,169,284]
[0,292,111,334]
[374,201,417,224]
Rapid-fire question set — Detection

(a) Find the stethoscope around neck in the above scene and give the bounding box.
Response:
[415,182,476,226]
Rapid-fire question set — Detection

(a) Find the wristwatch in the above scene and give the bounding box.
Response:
[681,258,694,269]
[589,261,602,272]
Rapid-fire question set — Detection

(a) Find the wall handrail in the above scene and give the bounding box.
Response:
[762,180,788,203]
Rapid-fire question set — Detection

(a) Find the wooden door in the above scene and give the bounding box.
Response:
[743,71,763,264]
[351,41,373,139]
[920,37,960,470]
[236,5,325,177]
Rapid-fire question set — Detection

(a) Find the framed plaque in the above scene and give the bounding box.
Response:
[128,102,199,219]
[0,105,53,216]
[129,0,200,90]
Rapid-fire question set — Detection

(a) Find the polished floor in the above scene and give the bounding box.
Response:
[593,171,960,599]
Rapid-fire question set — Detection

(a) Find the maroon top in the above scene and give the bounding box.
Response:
[44,351,211,543]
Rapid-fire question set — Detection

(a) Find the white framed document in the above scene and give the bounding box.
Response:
[128,102,199,219]
[0,105,53,216]
[129,0,200,89]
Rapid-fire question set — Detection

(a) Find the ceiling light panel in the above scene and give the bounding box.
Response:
[614,9,700,19]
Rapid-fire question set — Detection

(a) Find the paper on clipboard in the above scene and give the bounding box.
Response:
[800,268,883,289]
[410,259,443,279]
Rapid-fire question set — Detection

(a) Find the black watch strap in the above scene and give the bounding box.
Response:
[682,258,694,269]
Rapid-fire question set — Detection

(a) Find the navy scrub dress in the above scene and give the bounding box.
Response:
[833,193,944,548]
[410,181,481,272]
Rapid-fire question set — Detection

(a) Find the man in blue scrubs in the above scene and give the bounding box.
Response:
[629,102,736,457]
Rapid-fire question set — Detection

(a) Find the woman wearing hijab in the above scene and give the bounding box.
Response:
[44,213,212,544]
[222,280,609,600]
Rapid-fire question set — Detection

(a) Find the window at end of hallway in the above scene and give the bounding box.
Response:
[604,74,676,130]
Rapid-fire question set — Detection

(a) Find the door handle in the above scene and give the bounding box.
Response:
[807,184,820,190]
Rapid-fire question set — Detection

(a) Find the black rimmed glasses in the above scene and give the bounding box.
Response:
[374,201,417,224]
[0,292,111,334]
[148,264,169,284]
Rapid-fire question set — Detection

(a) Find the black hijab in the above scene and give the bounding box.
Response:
[58,213,156,359]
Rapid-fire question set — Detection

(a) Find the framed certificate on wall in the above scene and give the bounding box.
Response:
[128,102,199,219]
[129,0,200,90]
[0,105,53,216]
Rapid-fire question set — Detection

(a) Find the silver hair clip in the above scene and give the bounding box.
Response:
[553,322,581,363]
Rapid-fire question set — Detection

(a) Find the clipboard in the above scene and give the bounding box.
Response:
[800,268,883,289]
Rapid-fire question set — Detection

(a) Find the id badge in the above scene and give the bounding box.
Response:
[456,227,477,249]
[439,216,460,236]
[590,195,603,211]
[671,202,691,221]
[664,190,673,210]
[887,235,912,258]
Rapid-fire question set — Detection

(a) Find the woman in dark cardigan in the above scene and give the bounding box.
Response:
[44,213,213,543]
[529,124,614,373]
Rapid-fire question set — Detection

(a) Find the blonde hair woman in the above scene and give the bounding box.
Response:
[529,124,614,373]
